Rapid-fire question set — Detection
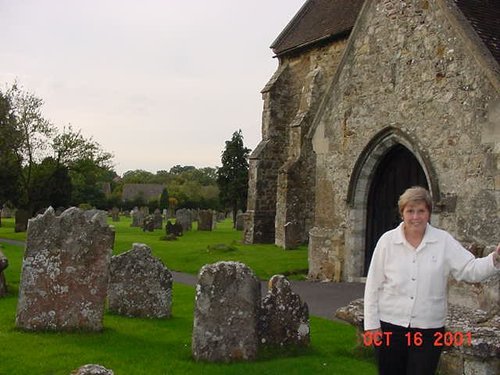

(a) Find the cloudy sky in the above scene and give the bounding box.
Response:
[1,0,305,175]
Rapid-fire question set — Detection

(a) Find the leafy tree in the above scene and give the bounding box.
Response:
[159,188,169,210]
[0,92,23,212]
[53,125,115,208]
[217,130,250,227]
[4,83,55,212]
[30,157,72,213]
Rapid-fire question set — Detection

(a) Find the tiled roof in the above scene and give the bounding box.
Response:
[122,184,165,202]
[270,0,365,56]
[454,0,500,63]
[271,0,499,64]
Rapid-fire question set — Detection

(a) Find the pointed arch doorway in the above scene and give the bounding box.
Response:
[364,144,428,275]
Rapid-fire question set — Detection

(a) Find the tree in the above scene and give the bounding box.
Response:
[4,83,55,213]
[0,92,23,226]
[216,130,250,227]
[159,188,169,210]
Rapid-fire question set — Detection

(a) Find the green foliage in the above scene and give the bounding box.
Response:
[217,130,250,225]
[30,157,72,213]
[159,188,169,210]
[0,83,115,213]
[119,167,220,210]
[0,92,23,207]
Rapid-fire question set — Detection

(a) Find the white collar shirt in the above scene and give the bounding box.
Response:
[363,223,499,330]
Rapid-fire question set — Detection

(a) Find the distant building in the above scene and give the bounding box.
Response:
[122,184,165,202]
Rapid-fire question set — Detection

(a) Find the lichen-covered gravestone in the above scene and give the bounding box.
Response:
[108,243,173,318]
[258,275,310,347]
[15,207,114,331]
[71,364,114,375]
[192,261,261,362]
[0,248,8,297]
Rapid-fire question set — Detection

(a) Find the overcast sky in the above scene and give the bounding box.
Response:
[1,0,305,175]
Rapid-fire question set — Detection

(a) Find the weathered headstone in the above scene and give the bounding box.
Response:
[71,364,114,375]
[16,207,114,331]
[14,209,30,232]
[142,215,155,232]
[198,210,213,231]
[258,275,310,347]
[131,207,144,227]
[1,204,13,218]
[0,248,8,297]
[212,211,218,230]
[153,209,163,229]
[166,220,183,237]
[235,213,245,231]
[175,208,192,232]
[108,243,172,318]
[192,261,261,362]
[111,207,120,222]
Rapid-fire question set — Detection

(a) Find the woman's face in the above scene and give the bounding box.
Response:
[402,200,430,233]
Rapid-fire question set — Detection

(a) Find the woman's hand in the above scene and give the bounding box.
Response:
[493,243,500,268]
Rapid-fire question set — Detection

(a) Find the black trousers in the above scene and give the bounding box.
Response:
[375,321,444,375]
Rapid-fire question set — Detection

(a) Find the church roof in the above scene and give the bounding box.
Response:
[270,0,365,56]
[272,0,499,64]
[454,0,500,63]
[122,183,165,202]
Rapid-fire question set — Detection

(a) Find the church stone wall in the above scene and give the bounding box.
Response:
[309,0,499,307]
[245,39,349,245]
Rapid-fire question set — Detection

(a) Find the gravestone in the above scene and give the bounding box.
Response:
[131,207,144,227]
[175,208,192,232]
[108,243,172,318]
[192,261,261,362]
[71,364,114,375]
[235,213,245,231]
[142,215,155,232]
[111,207,120,222]
[0,248,8,297]
[166,220,183,237]
[1,204,13,218]
[198,210,213,231]
[258,275,310,347]
[212,211,218,230]
[16,207,114,331]
[14,209,29,232]
[153,209,163,229]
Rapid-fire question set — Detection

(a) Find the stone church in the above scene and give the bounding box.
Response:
[245,0,498,310]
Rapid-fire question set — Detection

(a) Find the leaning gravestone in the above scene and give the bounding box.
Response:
[0,248,8,297]
[258,275,310,347]
[108,243,172,318]
[192,261,261,362]
[15,207,114,331]
[198,210,213,231]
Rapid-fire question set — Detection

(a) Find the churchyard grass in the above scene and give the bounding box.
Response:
[1,217,308,279]
[0,217,376,374]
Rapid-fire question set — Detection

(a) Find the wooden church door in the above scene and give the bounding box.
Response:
[364,144,428,275]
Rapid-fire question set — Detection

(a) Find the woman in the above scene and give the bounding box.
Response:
[363,186,500,375]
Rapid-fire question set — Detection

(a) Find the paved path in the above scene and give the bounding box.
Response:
[1,238,364,320]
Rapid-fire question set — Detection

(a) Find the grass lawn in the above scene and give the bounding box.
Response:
[0,216,376,374]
